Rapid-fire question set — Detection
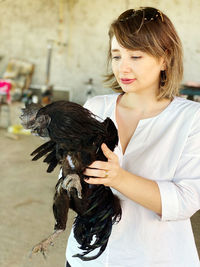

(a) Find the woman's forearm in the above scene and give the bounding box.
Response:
[84,144,162,216]
[113,168,162,215]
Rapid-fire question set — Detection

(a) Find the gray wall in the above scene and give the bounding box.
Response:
[0,0,199,104]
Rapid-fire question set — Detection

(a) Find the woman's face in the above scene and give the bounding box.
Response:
[111,36,165,96]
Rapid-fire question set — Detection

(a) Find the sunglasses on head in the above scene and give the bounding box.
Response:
[118,8,164,23]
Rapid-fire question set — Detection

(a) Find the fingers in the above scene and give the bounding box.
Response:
[83,143,119,186]
[84,177,109,185]
[88,160,110,169]
[86,144,118,170]
[101,143,118,161]
[84,167,107,178]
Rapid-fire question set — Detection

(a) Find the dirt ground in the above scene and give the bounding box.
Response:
[0,127,76,267]
[0,102,200,267]
[0,102,75,267]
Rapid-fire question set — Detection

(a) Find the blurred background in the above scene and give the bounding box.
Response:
[0,0,200,267]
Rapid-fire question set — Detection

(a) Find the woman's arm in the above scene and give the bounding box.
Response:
[84,143,162,215]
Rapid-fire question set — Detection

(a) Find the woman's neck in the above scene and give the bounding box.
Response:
[117,92,172,119]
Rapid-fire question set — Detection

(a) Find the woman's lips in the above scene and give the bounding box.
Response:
[120,78,136,84]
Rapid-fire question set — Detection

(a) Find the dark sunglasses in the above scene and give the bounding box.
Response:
[118,8,164,23]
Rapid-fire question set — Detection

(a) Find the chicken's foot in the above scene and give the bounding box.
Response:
[62,174,82,199]
[30,229,63,259]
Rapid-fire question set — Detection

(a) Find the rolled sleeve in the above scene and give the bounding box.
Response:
[157,180,179,221]
[157,177,200,221]
[157,109,200,221]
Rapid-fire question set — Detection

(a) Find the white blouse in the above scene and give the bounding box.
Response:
[66,94,200,267]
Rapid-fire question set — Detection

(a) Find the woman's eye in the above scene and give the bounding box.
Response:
[131,56,142,59]
[112,56,120,60]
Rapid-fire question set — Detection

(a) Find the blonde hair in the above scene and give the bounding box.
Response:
[104,7,183,100]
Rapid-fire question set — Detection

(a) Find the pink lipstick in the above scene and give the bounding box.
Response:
[120,78,136,84]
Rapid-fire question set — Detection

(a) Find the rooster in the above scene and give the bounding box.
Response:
[20,100,121,261]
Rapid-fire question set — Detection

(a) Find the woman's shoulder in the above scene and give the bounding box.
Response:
[84,93,118,107]
[173,96,200,114]
[172,97,200,131]
[83,93,119,118]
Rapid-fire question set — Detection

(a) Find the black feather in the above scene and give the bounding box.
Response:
[31,140,55,156]
[20,100,121,261]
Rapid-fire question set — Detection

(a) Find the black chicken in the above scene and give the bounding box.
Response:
[20,100,121,261]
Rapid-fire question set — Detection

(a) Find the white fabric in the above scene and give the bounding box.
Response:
[66,94,200,267]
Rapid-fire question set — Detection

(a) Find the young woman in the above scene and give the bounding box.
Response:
[66,7,200,266]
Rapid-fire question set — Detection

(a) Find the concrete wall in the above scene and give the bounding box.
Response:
[0,0,199,104]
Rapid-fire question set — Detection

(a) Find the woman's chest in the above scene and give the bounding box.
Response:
[116,114,139,155]
[119,119,188,181]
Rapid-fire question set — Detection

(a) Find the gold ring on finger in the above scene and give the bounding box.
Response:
[105,170,109,178]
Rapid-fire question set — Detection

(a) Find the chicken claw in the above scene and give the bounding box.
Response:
[29,229,63,259]
[62,174,82,199]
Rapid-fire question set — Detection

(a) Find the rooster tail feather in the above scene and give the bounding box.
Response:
[73,240,108,261]
[73,185,121,260]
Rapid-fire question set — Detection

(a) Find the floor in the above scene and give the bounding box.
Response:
[0,102,75,267]
[0,102,200,267]
[0,127,77,267]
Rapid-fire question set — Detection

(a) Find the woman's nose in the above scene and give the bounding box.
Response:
[119,59,132,73]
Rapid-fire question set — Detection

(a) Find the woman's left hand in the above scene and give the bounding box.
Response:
[83,143,124,188]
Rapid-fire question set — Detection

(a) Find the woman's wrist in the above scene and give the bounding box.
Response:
[111,167,127,190]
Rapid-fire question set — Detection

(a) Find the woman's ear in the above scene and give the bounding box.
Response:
[161,50,169,71]
[161,63,166,71]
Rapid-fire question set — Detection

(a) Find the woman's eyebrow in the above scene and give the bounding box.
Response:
[111,49,120,52]
[111,48,142,53]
